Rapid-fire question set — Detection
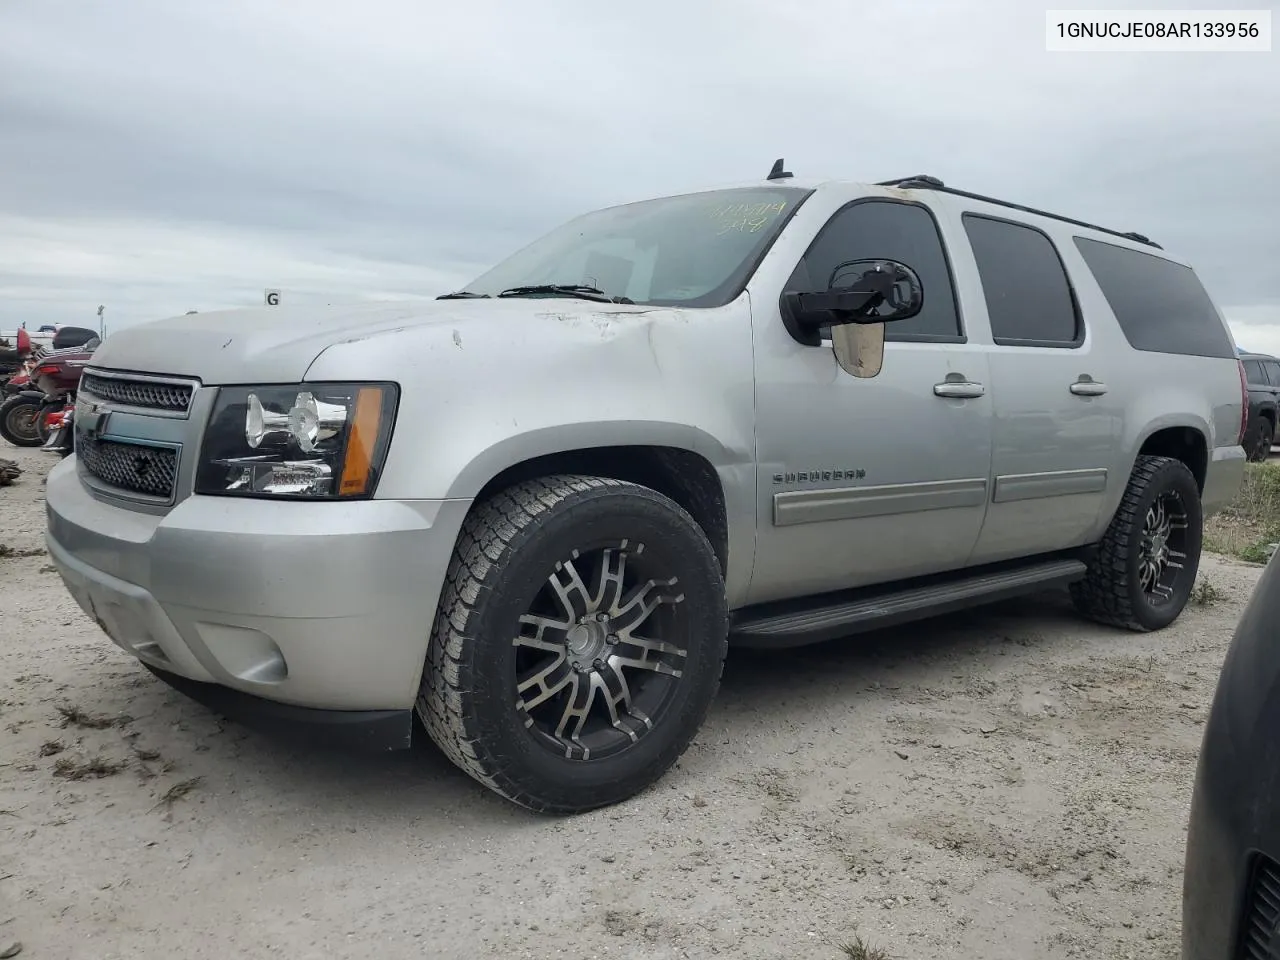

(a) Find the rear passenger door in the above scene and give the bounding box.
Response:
[955,213,1124,565]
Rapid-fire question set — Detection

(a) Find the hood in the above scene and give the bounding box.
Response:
[84,299,666,385]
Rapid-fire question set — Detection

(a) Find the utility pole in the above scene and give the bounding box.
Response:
[97,304,105,338]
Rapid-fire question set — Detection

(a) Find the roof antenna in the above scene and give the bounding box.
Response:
[766,158,793,181]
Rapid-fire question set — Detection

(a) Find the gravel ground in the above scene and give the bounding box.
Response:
[0,444,1261,960]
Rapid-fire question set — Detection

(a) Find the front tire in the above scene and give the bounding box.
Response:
[0,395,43,447]
[1070,455,1203,631]
[417,475,729,814]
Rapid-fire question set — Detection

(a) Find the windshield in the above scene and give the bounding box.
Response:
[458,186,813,307]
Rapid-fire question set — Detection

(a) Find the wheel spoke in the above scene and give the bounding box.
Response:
[548,555,594,620]
[515,613,571,653]
[610,650,683,678]
[612,577,685,634]
[517,655,573,711]
[623,634,687,657]
[590,544,630,614]
[596,662,640,742]
[554,673,597,755]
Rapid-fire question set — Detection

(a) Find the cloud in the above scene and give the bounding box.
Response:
[0,0,1276,335]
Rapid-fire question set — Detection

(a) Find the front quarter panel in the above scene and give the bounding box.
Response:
[304,302,759,602]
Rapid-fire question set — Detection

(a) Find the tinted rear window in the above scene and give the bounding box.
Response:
[1073,237,1235,358]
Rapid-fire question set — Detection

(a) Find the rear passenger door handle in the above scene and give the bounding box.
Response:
[1070,380,1108,397]
[933,381,986,399]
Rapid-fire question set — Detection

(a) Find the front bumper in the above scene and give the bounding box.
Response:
[45,455,471,718]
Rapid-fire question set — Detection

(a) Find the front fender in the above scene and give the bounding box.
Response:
[306,300,758,501]
[304,299,759,604]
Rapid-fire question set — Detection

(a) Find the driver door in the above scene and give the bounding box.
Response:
[746,197,995,606]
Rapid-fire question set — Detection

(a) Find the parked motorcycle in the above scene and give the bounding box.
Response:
[3,358,35,398]
[0,329,99,448]
[1,328,41,393]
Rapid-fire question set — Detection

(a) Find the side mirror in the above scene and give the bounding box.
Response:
[830,323,886,379]
[779,259,923,379]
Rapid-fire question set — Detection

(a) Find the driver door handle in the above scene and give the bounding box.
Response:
[1070,380,1108,397]
[933,380,985,399]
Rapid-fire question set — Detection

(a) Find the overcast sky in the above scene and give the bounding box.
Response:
[1,0,1277,348]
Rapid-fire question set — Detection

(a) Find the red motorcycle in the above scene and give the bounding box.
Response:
[1,328,41,391]
[0,327,98,448]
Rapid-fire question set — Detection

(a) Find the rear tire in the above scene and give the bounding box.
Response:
[1070,455,1203,631]
[417,474,729,814]
[1247,417,1275,462]
[0,395,43,447]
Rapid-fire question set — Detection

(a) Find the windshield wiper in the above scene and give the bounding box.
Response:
[497,284,633,304]
[436,291,491,300]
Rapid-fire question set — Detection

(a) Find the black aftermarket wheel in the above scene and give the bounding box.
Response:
[1070,455,1203,631]
[417,475,729,814]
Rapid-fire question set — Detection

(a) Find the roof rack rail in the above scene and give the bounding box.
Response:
[875,175,1162,250]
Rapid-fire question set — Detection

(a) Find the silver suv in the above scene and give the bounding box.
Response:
[44,163,1248,812]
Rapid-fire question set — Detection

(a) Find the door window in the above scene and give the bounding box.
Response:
[785,199,963,342]
[1264,361,1280,386]
[963,214,1081,348]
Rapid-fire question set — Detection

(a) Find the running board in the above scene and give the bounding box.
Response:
[729,558,1088,649]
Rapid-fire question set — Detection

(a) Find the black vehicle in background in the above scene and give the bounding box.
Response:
[1238,351,1280,462]
[1183,551,1280,959]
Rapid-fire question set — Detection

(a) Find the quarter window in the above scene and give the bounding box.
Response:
[1243,359,1267,384]
[786,200,963,340]
[1073,236,1236,359]
[963,214,1081,347]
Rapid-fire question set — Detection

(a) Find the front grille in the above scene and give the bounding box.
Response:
[78,435,178,500]
[81,372,193,412]
[1239,855,1280,959]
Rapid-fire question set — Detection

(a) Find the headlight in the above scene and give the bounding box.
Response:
[195,382,398,499]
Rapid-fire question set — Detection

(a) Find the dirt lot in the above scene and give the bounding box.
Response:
[0,444,1262,960]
